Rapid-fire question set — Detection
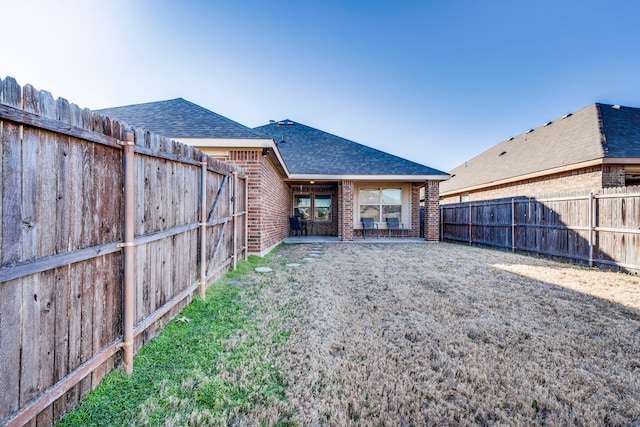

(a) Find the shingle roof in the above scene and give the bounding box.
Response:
[96,98,266,139]
[253,120,448,177]
[599,104,640,157]
[441,103,640,194]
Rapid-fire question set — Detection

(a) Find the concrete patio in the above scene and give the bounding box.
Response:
[283,236,427,244]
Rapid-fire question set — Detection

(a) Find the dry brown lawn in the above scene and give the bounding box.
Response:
[233,242,640,426]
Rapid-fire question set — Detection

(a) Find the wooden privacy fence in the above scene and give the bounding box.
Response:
[440,187,640,272]
[0,77,247,426]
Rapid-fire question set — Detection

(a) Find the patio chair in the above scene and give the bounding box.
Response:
[361,217,378,239]
[289,216,307,236]
[386,217,404,238]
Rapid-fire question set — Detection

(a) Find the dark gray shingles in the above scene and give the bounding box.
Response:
[254,121,447,176]
[441,103,640,194]
[97,98,266,139]
[599,104,640,158]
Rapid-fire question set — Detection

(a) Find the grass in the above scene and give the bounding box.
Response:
[276,242,640,425]
[58,242,640,425]
[58,250,293,426]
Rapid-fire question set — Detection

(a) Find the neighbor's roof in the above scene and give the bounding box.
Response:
[441,103,640,194]
[97,98,266,139]
[254,120,448,178]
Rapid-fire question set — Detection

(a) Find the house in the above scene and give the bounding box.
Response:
[440,103,640,204]
[98,99,449,255]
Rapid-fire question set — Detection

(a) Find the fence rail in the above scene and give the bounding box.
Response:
[0,77,247,426]
[440,188,640,272]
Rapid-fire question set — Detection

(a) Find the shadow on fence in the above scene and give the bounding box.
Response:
[0,76,247,426]
[440,188,640,274]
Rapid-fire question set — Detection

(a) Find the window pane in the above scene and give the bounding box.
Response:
[314,194,331,208]
[382,205,401,220]
[360,205,380,221]
[294,195,311,219]
[295,207,310,219]
[359,189,380,204]
[313,194,331,221]
[294,195,311,207]
[381,188,401,205]
[315,207,331,221]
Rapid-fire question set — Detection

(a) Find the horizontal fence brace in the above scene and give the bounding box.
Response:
[116,241,136,248]
[116,340,133,350]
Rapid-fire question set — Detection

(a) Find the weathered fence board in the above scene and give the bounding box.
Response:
[441,189,640,272]
[0,77,247,426]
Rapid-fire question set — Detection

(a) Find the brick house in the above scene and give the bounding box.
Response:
[440,103,640,204]
[99,99,448,254]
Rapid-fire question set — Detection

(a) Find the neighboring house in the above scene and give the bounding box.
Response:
[98,99,448,254]
[440,103,640,204]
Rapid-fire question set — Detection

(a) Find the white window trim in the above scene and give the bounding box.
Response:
[353,183,411,229]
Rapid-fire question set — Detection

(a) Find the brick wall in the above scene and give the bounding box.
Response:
[602,166,626,187]
[425,180,440,241]
[339,180,354,241]
[410,184,421,237]
[229,150,290,255]
[440,166,608,204]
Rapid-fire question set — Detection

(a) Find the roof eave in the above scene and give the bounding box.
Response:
[287,173,450,182]
[440,158,606,197]
[174,137,290,177]
[175,137,275,147]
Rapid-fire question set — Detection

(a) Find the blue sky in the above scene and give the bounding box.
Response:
[3,1,640,171]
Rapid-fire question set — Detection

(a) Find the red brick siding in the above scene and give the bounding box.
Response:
[410,184,421,237]
[602,166,626,187]
[339,180,354,241]
[425,180,440,241]
[229,150,289,255]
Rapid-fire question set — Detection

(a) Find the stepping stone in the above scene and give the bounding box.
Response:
[302,257,315,262]
[286,263,301,268]
[255,267,273,273]
[307,253,321,257]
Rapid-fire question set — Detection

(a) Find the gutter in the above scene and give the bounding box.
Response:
[287,173,450,182]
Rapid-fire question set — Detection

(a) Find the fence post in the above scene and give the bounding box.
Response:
[120,130,135,374]
[588,191,594,267]
[468,203,472,245]
[232,171,238,270]
[439,205,443,241]
[511,198,516,252]
[199,156,207,299]
[244,176,249,259]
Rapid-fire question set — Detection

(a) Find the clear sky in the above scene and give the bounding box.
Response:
[3,0,640,172]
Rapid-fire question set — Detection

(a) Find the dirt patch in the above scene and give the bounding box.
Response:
[241,242,640,425]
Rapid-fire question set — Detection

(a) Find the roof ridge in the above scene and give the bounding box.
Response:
[594,103,608,158]
[254,119,447,176]
[96,98,270,139]
[175,98,268,138]
[260,120,434,167]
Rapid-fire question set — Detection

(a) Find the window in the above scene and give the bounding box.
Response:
[359,188,402,222]
[294,194,332,222]
[314,194,332,221]
[294,195,311,219]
